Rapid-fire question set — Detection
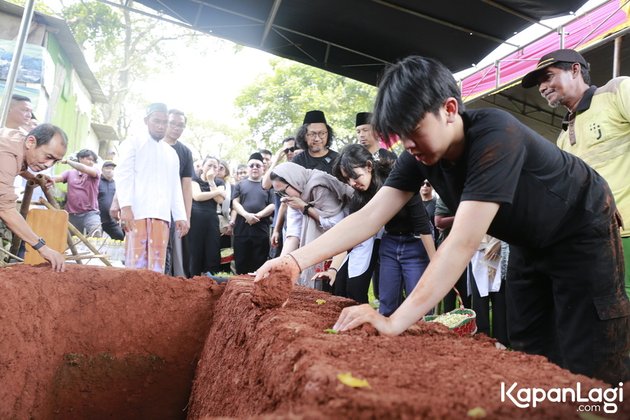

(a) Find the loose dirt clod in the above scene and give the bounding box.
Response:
[251,259,294,308]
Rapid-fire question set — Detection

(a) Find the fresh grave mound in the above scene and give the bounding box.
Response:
[0,264,223,419]
[188,278,629,419]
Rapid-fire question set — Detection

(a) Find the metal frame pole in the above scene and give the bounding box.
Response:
[0,0,36,127]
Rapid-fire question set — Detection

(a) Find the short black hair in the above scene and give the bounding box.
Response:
[28,123,68,147]
[282,136,295,144]
[168,108,187,123]
[259,149,272,157]
[77,149,98,161]
[11,94,31,102]
[550,62,592,85]
[373,56,463,141]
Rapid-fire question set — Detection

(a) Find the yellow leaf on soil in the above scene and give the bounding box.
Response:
[467,407,486,418]
[337,372,370,388]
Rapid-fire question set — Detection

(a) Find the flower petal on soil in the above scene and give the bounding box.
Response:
[337,372,371,388]
[315,299,326,305]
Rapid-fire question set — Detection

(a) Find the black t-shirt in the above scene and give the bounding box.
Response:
[98,176,116,223]
[385,192,432,236]
[291,149,339,174]
[232,179,274,237]
[191,176,225,213]
[385,108,613,248]
[170,141,194,179]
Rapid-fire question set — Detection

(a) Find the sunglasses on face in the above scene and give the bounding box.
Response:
[422,181,431,187]
[284,146,297,154]
[249,163,263,169]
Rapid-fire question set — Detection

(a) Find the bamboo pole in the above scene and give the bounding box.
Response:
[8,180,35,257]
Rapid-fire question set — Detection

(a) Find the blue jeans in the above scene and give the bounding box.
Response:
[378,233,429,316]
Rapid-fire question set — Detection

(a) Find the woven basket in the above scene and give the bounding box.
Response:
[423,288,477,336]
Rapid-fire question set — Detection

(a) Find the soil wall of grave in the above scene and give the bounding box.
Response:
[0,265,223,419]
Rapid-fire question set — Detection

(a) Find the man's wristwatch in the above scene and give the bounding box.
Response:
[303,203,313,215]
[32,237,46,251]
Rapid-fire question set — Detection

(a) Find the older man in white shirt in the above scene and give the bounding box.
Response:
[116,103,188,272]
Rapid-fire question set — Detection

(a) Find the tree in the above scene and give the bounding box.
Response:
[183,115,252,164]
[235,59,378,151]
[60,0,200,141]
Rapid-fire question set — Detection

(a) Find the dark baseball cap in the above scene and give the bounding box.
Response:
[521,49,588,88]
[102,160,117,168]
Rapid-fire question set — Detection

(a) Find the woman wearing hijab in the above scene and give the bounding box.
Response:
[269,162,353,289]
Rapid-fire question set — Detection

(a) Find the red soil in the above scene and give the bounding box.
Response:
[190,278,630,419]
[1,265,628,419]
[0,264,222,419]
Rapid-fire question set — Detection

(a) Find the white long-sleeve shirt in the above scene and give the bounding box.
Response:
[115,132,186,223]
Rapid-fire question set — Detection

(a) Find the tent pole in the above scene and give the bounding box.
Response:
[0,0,36,127]
[612,36,622,78]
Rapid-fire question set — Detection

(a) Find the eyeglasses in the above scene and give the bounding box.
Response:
[306,131,328,139]
[422,181,431,187]
[275,184,291,198]
[248,163,263,169]
[284,146,297,153]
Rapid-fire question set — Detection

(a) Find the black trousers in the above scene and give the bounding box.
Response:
[470,275,509,346]
[187,210,221,277]
[333,240,380,304]
[233,235,269,275]
[102,220,124,241]
[443,268,471,311]
[506,216,630,384]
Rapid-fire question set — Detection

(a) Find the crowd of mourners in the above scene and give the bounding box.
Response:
[1,49,628,386]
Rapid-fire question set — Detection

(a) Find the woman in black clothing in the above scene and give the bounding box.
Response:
[188,156,226,276]
[330,144,435,315]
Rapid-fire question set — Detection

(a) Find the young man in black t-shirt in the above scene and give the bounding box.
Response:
[256,56,629,384]
[163,109,194,277]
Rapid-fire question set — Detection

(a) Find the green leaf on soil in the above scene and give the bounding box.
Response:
[323,328,338,334]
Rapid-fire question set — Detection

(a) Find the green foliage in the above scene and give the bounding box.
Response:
[184,115,253,164]
[61,1,123,59]
[5,0,56,15]
[235,59,378,151]
[61,1,202,140]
